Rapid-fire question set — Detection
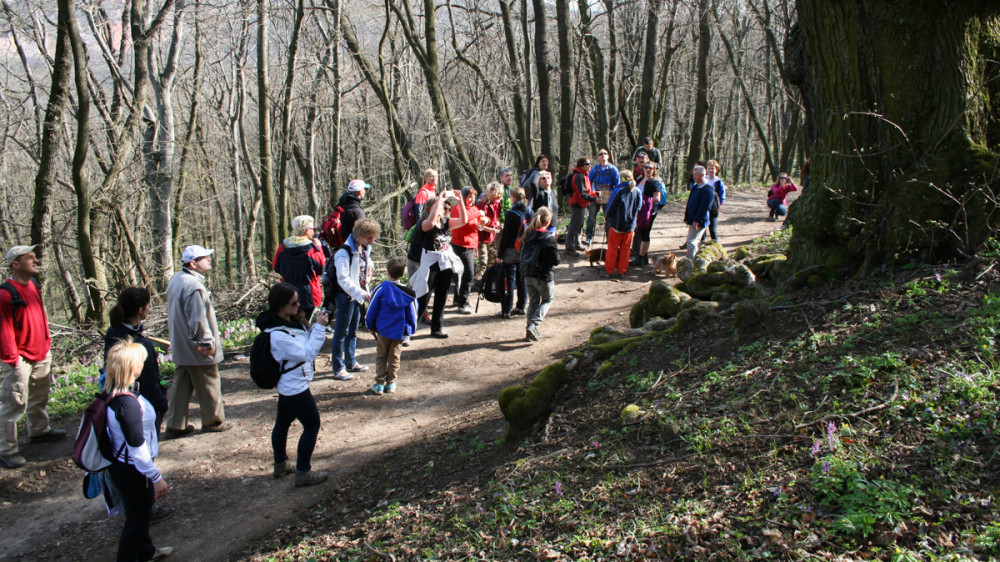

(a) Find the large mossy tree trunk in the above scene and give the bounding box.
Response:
[786,1,1000,272]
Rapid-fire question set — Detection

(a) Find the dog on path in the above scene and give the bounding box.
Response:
[653,252,678,277]
[587,248,607,267]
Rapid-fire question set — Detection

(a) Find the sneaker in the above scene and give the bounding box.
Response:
[202,421,232,433]
[0,452,26,469]
[526,327,540,342]
[150,546,173,560]
[150,505,175,524]
[332,370,355,381]
[273,460,296,478]
[348,364,370,373]
[431,331,450,339]
[30,428,67,443]
[370,384,385,395]
[402,335,411,347]
[384,382,397,394]
[511,308,525,316]
[584,238,592,246]
[163,425,195,440]
[499,311,511,319]
[295,470,328,487]
[457,304,472,315]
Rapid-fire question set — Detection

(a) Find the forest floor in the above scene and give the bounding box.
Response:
[0,186,789,561]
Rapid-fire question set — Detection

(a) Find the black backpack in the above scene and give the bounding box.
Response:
[321,244,353,302]
[249,329,304,389]
[559,173,575,197]
[479,264,506,304]
[1,279,40,329]
[520,235,544,278]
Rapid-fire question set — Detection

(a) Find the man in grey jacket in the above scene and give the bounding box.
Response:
[164,245,229,438]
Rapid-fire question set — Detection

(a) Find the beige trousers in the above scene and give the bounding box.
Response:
[165,363,225,430]
[375,336,403,385]
[0,352,53,455]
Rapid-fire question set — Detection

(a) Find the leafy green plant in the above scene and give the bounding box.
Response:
[47,363,102,416]
[219,317,259,351]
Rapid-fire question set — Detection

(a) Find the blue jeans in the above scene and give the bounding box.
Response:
[502,262,525,314]
[566,205,585,250]
[585,203,601,241]
[767,199,787,218]
[331,291,361,372]
[272,389,320,472]
[525,277,555,333]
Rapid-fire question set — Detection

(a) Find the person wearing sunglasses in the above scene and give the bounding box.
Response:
[565,158,598,255]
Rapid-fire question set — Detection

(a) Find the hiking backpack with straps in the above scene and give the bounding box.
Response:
[559,173,575,197]
[401,197,419,230]
[73,392,128,473]
[249,328,305,389]
[1,279,40,330]
[320,206,347,249]
[478,263,506,304]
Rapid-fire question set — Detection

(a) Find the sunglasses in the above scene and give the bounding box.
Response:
[644,166,654,170]
[289,300,300,307]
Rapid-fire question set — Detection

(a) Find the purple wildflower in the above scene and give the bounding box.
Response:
[592,441,601,449]
[811,441,821,456]
[822,461,830,476]
[826,422,837,449]
[555,482,563,496]
[934,270,942,283]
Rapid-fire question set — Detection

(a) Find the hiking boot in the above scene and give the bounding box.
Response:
[526,327,540,341]
[678,241,687,250]
[584,238,592,246]
[431,331,450,339]
[295,470,328,487]
[511,308,525,316]
[0,452,26,469]
[163,425,195,440]
[347,364,370,373]
[150,505,175,524]
[499,312,511,319]
[273,460,296,478]
[150,546,173,560]
[202,421,232,433]
[370,384,385,395]
[384,382,397,394]
[332,370,355,381]
[30,428,67,443]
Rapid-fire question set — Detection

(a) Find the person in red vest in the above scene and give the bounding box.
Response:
[0,245,65,469]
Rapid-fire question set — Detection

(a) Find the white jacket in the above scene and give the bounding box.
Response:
[270,323,327,396]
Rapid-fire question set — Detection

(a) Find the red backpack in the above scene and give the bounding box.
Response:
[320,206,346,248]
[512,210,531,252]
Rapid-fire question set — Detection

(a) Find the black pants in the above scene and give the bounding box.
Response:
[451,244,476,307]
[502,262,526,314]
[108,462,156,562]
[272,389,321,472]
[417,264,453,332]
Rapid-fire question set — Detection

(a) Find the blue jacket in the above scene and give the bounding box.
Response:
[365,281,417,341]
[684,182,715,227]
[588,164,620,189]
[605,185,642,233]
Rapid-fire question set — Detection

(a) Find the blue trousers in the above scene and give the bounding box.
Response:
[331,291,361,372]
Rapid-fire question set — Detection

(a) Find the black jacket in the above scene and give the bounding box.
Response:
[335,193,366,240]
[498,202,533,260]
[103,324,168,414]
[521,229,560,282]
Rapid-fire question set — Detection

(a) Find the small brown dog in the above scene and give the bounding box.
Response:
[653,252,678,277]
[587,248,607,266]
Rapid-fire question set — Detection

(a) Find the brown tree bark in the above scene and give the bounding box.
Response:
[555,0,574,172]
[787,1,1000,270]
[257,0,279,261]
[532,0,554,160]
[685,0,710,168]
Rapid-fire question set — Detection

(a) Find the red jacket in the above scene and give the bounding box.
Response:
[450,204,481,249]
[767,182,799,206]
[475,199,502,245]
[569,167,598,208]
[272,237,327,308]
[0,278,51,365]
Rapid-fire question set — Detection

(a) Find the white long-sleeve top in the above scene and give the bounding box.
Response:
[270,323,327,396]
[106,393,161,482]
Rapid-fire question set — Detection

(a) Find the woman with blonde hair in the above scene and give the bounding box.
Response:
[518,207,559,341]
[104,339,172,560]
[475,182,504,278]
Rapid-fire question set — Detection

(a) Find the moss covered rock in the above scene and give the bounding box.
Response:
[677,258,698,282]
[695,240,728,262]
[733,299,770,331]
[498,362,570,433]
[750,254,788,280]
[620,404,642,424]
[589,325,624,345]
[630,281,694,328]
[733,245,750,260]
[707,260,729,273]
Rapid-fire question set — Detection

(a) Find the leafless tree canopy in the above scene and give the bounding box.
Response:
[0,0,801,323]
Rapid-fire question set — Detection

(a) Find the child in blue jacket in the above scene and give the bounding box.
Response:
[365,257,418,395]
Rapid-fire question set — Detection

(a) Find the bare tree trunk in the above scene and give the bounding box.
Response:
[555,0,574,171]
[276,0,306,235]
[171,4,201,258]
[532,0,554,160]
[145,0,187,289]
[579,0,608,152]
[500,0,531,170]
[51,217,84,324]
[637,0,661,140]
[65,0,102,322]
[29,0,73,272]
[685,0,710,168]
[257,0,279,260]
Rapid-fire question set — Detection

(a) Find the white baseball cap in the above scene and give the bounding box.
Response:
[5,244,38,266]
[181,245,214,264]
[347,179,370,193]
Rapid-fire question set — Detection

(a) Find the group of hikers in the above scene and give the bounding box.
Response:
[0,136,805,560]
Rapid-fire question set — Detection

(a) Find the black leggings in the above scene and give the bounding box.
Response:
[272,389,321,472]
[108,462,156,562]
[417,264,454,332]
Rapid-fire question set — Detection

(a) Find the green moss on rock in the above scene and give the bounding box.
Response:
[498,362,569,432]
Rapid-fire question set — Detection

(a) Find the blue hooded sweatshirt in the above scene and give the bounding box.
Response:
[365,281,418,341]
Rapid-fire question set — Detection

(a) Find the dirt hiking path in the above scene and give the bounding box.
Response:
[0,186,791,561]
